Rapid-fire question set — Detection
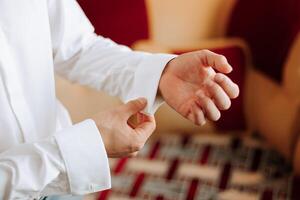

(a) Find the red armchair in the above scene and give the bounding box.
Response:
[133,0,300,164]
[77,0,300,170]
[226,0,300,162]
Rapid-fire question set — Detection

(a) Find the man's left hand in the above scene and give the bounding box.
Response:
[159,50,239,126]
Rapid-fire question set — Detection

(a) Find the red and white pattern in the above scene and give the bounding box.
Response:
[98,133,299,200]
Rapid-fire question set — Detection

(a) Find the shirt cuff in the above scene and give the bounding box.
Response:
[54,119,111,195]
[127,53,177,115]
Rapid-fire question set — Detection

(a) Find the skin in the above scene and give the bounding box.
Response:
[92,49,239,158]
[159,50,239,125]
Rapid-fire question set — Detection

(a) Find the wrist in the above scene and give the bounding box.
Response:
[158,58,174,96]
[90,115,108,147]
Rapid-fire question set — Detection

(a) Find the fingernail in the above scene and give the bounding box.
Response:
[200,120,206,126]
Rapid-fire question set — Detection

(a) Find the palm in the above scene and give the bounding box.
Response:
[161,62,215,116]
[159,50,239,125]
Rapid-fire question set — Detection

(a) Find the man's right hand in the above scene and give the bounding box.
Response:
[91,98,155,158]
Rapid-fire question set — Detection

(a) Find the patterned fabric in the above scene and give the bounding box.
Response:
[99,133,299,200]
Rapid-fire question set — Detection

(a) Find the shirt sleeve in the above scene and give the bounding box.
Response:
[0,120,110,199]
[47,0,176,115]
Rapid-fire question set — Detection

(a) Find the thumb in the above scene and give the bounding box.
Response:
[122,98,147,118]
[199,50,233,74]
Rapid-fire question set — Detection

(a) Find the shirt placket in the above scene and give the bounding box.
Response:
[0,27,38,143]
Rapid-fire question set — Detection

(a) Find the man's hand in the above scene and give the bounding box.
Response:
[159,50,239,126]
[91,98,155,158]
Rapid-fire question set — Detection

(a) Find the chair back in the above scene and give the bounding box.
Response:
[227,0,300,82]
[145,0,236,46]
[78,0,149,46]
[283,33,300,98]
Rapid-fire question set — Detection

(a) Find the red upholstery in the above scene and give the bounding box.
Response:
[77,0,149,46]
[227,0,300,82]
[174,46,247,130]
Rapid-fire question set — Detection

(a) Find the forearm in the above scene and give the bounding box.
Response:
[54,36,175,114]
[48,0,176,115]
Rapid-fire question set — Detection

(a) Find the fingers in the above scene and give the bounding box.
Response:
[187,104,206,126]
[135,115,156,140]
[137,112,148,124]
[127,111,153,129]
[192,78,236,124]
[199,50,233,74]
[206,80,231,110]
[121,98,147,118]
[193,104,206,125]
[98,98,154,159]
[126,115,155,156]
[215,73,239,99]
[196,91,221,121]
[112,115,155,158]
[124,101,155,157]
[187,112,196,124]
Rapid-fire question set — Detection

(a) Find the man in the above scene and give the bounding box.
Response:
[0,0,239,199]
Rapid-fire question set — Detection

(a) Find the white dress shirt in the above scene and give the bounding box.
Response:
[0,0,175,199]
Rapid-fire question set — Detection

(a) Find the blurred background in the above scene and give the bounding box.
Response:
[56,0,300,199]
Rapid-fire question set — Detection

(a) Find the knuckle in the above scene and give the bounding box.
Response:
[130,100,144,111]
[201,98,209,108]
[210,82,219,91]
[216,73,226,82]
[202,49,210,54]
[205,81,216,91]
[198,49,210,58]
[130,141,143,152]
[127,102,137,111]
[219,55,227,62]
[133,100,142,108]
